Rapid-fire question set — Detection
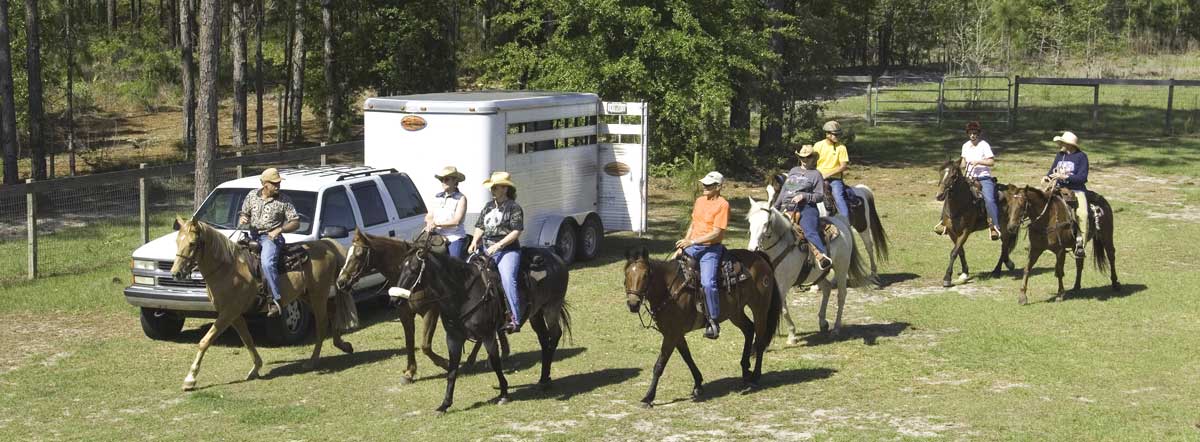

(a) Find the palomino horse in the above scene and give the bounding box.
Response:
[390,245,571,413]
[623,247,781,408]
[335,229,447,384]
[746,198,868,343]
[1006,186,1120,304]
[171,217,357,391]
[935,160,1019,287]
[768,174,888,287]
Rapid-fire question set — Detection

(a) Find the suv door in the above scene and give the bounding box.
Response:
[348,180,398,240]
[378,173,428,240]
[317,184,384,291]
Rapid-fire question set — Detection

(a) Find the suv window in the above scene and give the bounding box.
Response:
[194,188,316,234]
[320,186,358,231]
[381,174,427,219]
[352,182,390,227]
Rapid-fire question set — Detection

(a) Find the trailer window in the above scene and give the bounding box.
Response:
[506,115,597,154]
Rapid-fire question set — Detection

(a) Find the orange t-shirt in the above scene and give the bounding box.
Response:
[687,196,729,244]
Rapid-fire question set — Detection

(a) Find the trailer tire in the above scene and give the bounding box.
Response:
[577,215,603,261]
[554,219,579,265]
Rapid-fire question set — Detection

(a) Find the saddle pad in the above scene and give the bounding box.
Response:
[678,254,752,292]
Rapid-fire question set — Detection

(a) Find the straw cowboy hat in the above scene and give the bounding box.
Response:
[1053,131,1080,147]
[482,171,517,189]
[795,144,817,158]
[260,168,283,183]
[434,166,465,182]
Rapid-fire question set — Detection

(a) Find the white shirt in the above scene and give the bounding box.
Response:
[431,191,466,241]
[961,139,994,178]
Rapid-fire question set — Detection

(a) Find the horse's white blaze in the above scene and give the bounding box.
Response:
[337,245,357,281]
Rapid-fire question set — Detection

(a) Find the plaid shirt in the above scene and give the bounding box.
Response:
[239,188,299,232]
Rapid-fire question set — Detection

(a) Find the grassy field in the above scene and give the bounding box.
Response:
[2,118,1200,440]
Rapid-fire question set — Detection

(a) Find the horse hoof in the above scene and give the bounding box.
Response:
[691,387,704,400]
[942,280,953,288]
[245,369,260,381]
[819,322,829,333]
[335,341,354,354]
[497,397,510,405]
[181,382,196,392]
[957,274,970,283]
[434,408,448,416]
[400,375,414,385]
[640,401,653,409]
[538,379,554,391]
[1018,296,1028,305]
[1112,283,1122,293]
[742,381,760,391]
[787,336,800,346]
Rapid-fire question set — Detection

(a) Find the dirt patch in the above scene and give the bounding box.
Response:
[0,312,134,376]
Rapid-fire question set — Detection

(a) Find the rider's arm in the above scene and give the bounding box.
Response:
[494,230,522,250]
[687,227,724,246]
[447,195,468,227]
[279,219,300,234]
[809,173,825,203]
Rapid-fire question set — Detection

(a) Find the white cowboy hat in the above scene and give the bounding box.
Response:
[434,166,465,182]
[1053,131,1079,147]
[698,171,724,186]
[482,171,517,189]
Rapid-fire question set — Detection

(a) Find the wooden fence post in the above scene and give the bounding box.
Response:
[1011,75,1020,130]
[1166,79,1175,135]
[1092,84,1100,128]
[26,179,37,280]
[139,163,149,244]
[236,151,244,178]
[937,78,945,127]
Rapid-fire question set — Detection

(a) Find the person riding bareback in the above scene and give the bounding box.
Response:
[237,168,300,318]
[675,171,729,340]
[775,145,834,271]
[1042,131,1090,259]
[813,120,851,220]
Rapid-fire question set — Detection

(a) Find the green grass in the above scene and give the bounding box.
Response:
[2,121,1200,440]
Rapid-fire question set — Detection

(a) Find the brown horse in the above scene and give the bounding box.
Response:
[1006,186,1120,304]
[334,229,448,384]
[936,160,1019,287]
[623,247,782,408]
[171,217,357,391]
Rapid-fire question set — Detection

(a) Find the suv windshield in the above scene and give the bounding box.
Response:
[194,188,316,234]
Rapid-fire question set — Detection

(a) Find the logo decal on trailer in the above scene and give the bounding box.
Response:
[603,162,631,177]
[401,115,427,131]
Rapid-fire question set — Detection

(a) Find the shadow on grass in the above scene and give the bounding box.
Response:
[693,367,837,403]
[264,348,404,379]
[497,367,643,404]
[877,272,920,287]
[1032,282,1146,304]
[795,321,911,347]
[460,346,588,375]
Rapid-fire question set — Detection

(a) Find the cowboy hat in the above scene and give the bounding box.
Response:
[698,171,724,186]
[482,171,517,189]
[260,168,283,183]
[1053,131,1079,147]
[434,166,465,182]
[795,144,817,158]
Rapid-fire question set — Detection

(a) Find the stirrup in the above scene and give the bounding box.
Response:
[816,254,833,271]
[989,226,1001,241]
[266,299,282,317]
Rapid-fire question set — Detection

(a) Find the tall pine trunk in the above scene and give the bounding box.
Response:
[320,0,335,142]
[194,0,221,209]
[288,0,305,143]
[107,0,115,29]
[179,0,195,159]
[0,0,17,185]
[254,0,263,147]
[25,0,45,180]
[757,0,786,156]
[230,0,246,148]
[66,0,76,175]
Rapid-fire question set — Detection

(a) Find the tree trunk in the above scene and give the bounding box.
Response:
[67,0,76,176]
[230,0,246,148]
[279,0,293,149]
[180,0,195,159]
[0,0,17,185]
[194,0,221,209]
[757,0,785,156]
[288,0,305,143]
[254,0,263,148]
[320,0,335,142]
[106,0,114,29]
[729,74,751,131]
[25,0,46,180]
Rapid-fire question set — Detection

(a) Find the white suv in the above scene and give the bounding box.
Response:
[125,166,427,344]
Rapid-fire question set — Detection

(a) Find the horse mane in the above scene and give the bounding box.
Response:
[188,220,236,267]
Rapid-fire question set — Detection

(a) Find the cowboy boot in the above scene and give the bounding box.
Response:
[703,317,720,339]
[813,249,833,271]
[266,298,282,318]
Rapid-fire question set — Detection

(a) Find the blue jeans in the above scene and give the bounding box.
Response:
[977,178,1001,229]
[447,238,467,261]
[829,179,851,219]
[258,233,285,301]
[796,204,828,255]
[491,248,522,324]
[684,244,725,321]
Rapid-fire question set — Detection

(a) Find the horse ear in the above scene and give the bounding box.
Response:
[748,196,757,207]
[624,248,632,262]
[638,247,649,261]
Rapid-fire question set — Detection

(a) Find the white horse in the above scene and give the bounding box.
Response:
[747,197,867,343]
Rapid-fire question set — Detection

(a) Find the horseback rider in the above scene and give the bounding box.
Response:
[468,171,526,333]
[934,121,1003,240]
[775,144,834,271]
[237,168,300,317]
[813,120,851,220]
[1041,131,1089,259]
[675,171,729,340]
[425,166,469,260]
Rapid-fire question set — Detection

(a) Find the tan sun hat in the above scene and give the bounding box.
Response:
[822,120,842,134]
[260,168,283,183]
[795,144,817,158]
[482,171,517,189]
[434,166,465,183]
[1053,131,1079,147]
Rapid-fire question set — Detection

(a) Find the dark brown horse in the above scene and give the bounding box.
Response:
[936,160,1019,287]
[1006,185,1120,304]
[623,247,782,408]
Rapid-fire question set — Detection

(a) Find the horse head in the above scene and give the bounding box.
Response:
[392,245,432,301]
[1006,185,1047,234]
[746,197,778,252]
[623,247,652,313]
[935,160,964,202]
[171,216,205,281]
[764,173,785,207]
[336,228,375,292]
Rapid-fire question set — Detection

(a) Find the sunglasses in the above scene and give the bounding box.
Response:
[702,183,720,189]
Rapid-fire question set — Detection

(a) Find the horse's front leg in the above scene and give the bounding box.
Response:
[396,303,418,383]
[640,335,678,408]
[779,283,799,345]
[483,332,509,405]
[182,314,235,391]
[436,330,465,414]
[306,297,329,370]
[1019,246,1045,305]
[943,231,970,287]
[421,309,448,370]
[1072,255,1084,292]
[833,271,848,337]
[1054,251,1067,302]
[675,339,704,400]
[230,317,263,381]
[817,279,832,334]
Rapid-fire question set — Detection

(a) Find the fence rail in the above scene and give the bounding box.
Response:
[1012,76,1199,133]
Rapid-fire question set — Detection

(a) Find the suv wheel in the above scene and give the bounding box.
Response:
[554,220,579,265]
[140,308,185,340]
[577,216,604,261]
[264,301,313,346]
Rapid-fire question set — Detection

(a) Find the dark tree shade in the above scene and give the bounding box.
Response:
[0,0,18,185]
[25,0,46,180]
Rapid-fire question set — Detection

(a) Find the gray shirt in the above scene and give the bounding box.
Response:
[239,189,299,232]
[775,167,825,211]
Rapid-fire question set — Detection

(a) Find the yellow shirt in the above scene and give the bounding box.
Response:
[686,196,729,245]
[813,139,849,179]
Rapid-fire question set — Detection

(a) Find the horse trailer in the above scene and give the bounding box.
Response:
[362,91,648,264]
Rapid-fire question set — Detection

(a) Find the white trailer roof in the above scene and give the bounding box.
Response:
[363,91,599,114]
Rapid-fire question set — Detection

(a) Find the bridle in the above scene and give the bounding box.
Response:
[625,260,668,331]
[755,207,800,269]
[340,243,374,288]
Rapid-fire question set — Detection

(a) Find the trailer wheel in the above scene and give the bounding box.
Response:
[554,219,579,265]
[577,215,603,261]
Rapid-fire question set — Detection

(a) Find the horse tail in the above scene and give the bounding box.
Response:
[557,300,574,345]
[1089,193,1113,275]
[863,187,890,261]
[763,273,783,350]
[846,238,870,288]
[326,239,359,331]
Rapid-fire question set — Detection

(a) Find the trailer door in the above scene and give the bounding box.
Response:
[597,101,648,233]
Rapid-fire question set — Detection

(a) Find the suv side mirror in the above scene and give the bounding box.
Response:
[320,225,349,239]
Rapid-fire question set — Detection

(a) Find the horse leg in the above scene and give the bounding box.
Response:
[727,312,756,386]
[498,328,511,359]
[833,271,848,337]
[1019,246,1045,305]
[994,230,1017,275]
[529,310,560,388]
[230,317,263,381]
[464,339,484,368]
[1108,242,1121,292]
[640,336,678,408]
[435,330,466,414]
[779,285,799,345]
[957,243,970,283]
[181,314,235,391]
[1054,251,1067,302]
[943,232,966,287]
[1072,255,1084,292]
[860,228,882,288]
[396,304,418,384]
[675,339,704,400]
[817,279,832,334]
[421,309,448,370]
[483,333,510,405]
[305,298,329,370]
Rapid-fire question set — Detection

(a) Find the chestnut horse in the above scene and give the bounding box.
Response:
[935,160,1019,287]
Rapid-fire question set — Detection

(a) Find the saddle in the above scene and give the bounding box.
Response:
[822,180,864,215]
[469,247,559,327]
[678,252,751,293]
[236,234,310,283]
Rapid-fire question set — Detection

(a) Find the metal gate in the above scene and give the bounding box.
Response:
[871,75,1012,127]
